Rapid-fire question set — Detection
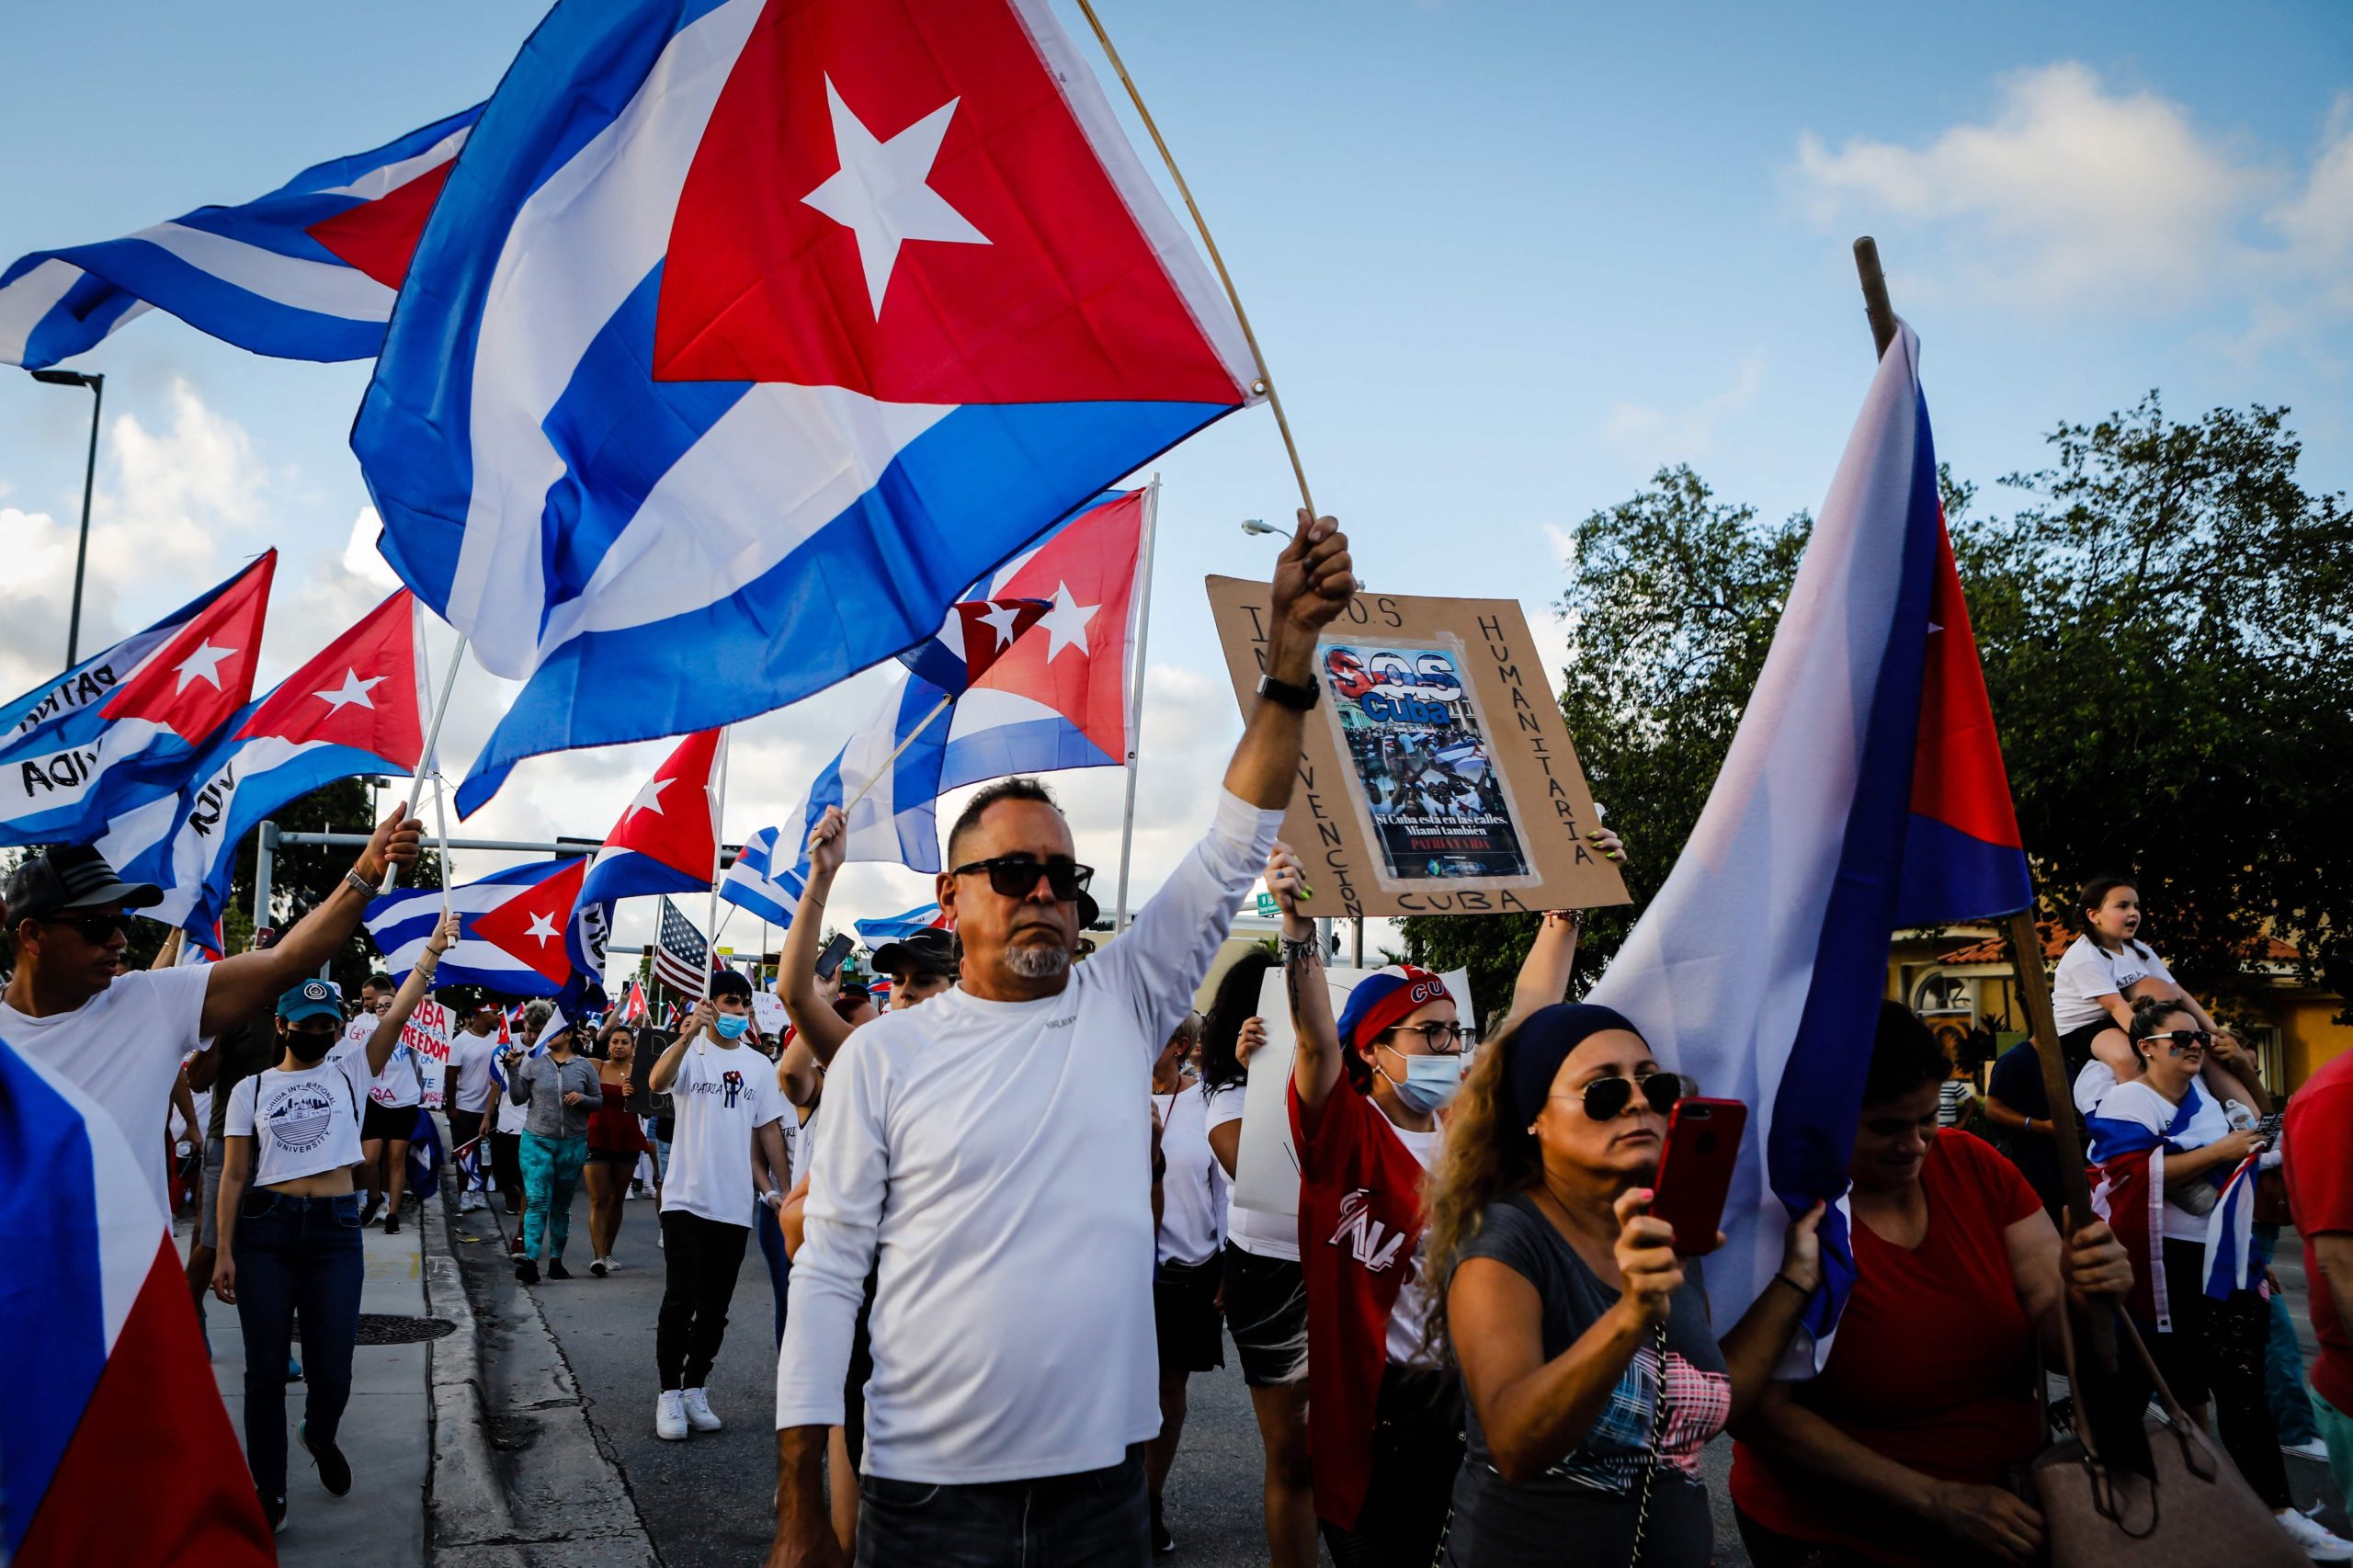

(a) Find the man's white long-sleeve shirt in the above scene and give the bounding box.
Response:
[776,790,1282,1483]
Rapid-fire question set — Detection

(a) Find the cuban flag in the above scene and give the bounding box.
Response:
[0,1035,272,1563]
[1587,324,2032,1367]
[2084,1085,2265,1332]
[719,823,806,928]
[365,854,593,996]
[569,729,722,971]
[895,596,1051,697]
[0,108,479,369]
[99,589,428,949]
[352,0,1258,818]
[856,903,947,946]
[0,551,275,848]
[620,980,650,1023]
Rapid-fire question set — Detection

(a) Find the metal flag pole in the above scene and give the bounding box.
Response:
[1072,0,1317,521]
[702,728,732,1001]
[430,772,454,913]
[380,625,470,892]
[1112,474,1163,932]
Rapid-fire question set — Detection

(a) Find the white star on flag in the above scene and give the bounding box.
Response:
[313,668,386,712]
[174,641,239,692]
[523,910,560,946]
[978,600,1026,649]
[624,776,672,823]
[1038,582,1099,662]
[801,76,990,316]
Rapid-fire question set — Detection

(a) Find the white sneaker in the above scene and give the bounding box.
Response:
[461,1189,488,1213]
[654,1389,688,1441]
[2285,1437,2334,1461]
[2278,1506,2353,1562]
[682,1387,722,1432]
[588,1257,608,1278]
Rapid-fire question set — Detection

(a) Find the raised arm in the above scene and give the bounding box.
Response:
[647,1000,710,1095]
[1268,843,1342,1128]
[201,809,423,1039]
[1222,512,1354,811]
[1510,912,1584,1020]
[364,909,456,1079]
[775,809,855,1067]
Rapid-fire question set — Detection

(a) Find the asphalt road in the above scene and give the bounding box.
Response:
[483,1181,2351,1567]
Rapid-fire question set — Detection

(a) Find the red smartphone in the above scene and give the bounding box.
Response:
[1649,1096,1747,1257]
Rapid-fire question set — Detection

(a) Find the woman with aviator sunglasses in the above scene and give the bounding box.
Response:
[1419,1002,1825,1567]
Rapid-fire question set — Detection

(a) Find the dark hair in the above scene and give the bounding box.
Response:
[2075,873,2154,961]
[365,971,394,992]
[710,970,754,1004]
[1199,950,1273,1092]
[2127,994,2197,1062]
[946,776,1060,867]
[1861,1001,1950,1108]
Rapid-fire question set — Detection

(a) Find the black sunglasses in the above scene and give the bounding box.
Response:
[2143,1028,2212,1055]
[45,912,125,945]
[1556,1071,1685,1121]
[950,855,1094,903]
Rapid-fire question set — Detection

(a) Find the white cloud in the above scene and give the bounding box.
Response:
[340,507,401,591]
[1600,357,1765,465]
[1790,62,2351,335]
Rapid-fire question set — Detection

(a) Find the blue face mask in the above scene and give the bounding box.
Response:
[1381,1051,1463,1115]
[713,1012,750,1040]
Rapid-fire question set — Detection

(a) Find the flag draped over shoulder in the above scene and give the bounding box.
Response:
[352,0,1259,816]
[0,108,478,369]
[2083,1084,2265,1333]
[1588,324,2032,1367]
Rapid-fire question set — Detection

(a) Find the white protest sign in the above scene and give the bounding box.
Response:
[751,991,786,1038]
[403,996,453,1109]
[1230,963,1472,1220]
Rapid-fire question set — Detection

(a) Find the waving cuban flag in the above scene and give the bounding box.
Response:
[0,552,275,849]
[352,0,1259,818]
[0,107,479,369]
[365,854,593,996]
[856,903,946,947]
[719,823,807,928]
[98,590,427,949]
[569,730,722,973]
[1589,324,2032,1369]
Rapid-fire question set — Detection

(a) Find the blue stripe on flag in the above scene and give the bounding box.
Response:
[1891,812,2034,928]
[939,713,1120,792]
[18,238,392,358]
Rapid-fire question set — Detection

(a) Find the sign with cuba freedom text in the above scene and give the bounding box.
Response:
[1206,578,1628,919]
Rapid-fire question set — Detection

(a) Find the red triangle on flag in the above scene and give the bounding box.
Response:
[603,730,722,879]
[304,162,454,292]
[473,857,589,987]
[953,597,1051,688]
[975,491,1144,760]
[102,551,276,743]
[234,590,425,766]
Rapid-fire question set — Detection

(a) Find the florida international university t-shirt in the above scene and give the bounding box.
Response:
[660,1040,788,1227]
[226,1051,372,1188]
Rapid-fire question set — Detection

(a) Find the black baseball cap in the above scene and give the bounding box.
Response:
[871,927,955,980]
[5,845,163,926]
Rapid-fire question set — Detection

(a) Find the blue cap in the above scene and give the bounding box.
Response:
[277,979,343,1026]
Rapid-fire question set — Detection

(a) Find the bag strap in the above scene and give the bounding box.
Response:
[1628,1316,1670,1567]
[2054,1297,2198,1465]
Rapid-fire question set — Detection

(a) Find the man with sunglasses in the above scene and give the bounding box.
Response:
[0,812,424,1220]
[772,511,1356,1568]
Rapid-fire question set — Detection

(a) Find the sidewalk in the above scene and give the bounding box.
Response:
[178,1203,430,1566]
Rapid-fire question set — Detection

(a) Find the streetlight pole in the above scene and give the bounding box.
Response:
[29,369,105,667]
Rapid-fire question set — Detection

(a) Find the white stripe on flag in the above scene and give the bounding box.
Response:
[135,222,395,321]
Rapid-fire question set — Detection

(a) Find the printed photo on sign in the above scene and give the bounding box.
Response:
[1318,637,1534,891]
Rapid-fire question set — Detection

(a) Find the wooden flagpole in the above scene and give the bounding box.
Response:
[1111,473,1162,931]
[1852,236,2115,1374]
[839,692,954,816]
[1072,0,1318,521]
[702,728,732,1003]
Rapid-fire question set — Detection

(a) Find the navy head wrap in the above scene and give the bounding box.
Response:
[1503,1003,1644,1130]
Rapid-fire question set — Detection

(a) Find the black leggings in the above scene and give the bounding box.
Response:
[2122,1236,2290,1510]
[656,1210,750,1391]
[1321,1363,1463,1568]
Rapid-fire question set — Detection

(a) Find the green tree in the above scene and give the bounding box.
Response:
[223,776,443,994]
[1404,399,2353,1019]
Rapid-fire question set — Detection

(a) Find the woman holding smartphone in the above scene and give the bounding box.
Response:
[1419,1000,1824,1568]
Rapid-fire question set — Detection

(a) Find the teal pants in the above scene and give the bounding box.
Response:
[2320,1391,2353,1527]
[520,1132,586,1263]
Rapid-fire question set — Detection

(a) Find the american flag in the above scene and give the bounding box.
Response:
[653,896,715,996]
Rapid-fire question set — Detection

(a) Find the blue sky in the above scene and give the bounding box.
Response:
[2,1,2346,958]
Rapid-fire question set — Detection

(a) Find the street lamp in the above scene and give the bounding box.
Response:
[1239,517,1292,540]
[28,368,105,667]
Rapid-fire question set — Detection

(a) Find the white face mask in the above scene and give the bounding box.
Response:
[1379,1051,1464,1115]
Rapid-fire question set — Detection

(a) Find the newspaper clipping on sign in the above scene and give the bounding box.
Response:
[1206,577,1629,918]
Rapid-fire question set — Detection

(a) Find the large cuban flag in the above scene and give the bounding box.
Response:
[365,854,592,997]
[1588,324,2031,1368]
[0,551,275,848]
[352,0,1258,818]
[0,1035,273,1563]
[100,589,427,949]
[0,108,479,369]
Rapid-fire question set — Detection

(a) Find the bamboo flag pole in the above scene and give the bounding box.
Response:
[381,626,469,893]
[840,692,954,816]
[1073,0,1318,521]
[1853,235,2115,1375]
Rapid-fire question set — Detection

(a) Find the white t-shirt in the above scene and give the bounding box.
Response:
[2052,936,2175,1032]
[369,1030,425,1108]
[1203,1081,1297,1261]
[660,1040,788,1226]
[1154,1080,1227,1268]
[446,1028,499,1113]
[778,790,1281,1484]
[227,1051,373,1187]
[1384,1120,1442,1368]
[2090,1079,2234,1243]
[1,965,210,1214]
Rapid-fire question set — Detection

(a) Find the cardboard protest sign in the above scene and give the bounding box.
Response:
[1230,963,1472,1221]
[403,996,453,1109]
[1207,578,1630,918]
[751,991,787,1038]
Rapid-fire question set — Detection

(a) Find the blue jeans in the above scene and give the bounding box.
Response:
[233,1190,365,1500]
[856,1443,1149,1567]
[756,1195,790,1347]
[520,1131,586,1262]
[2255,1223,2321,1444]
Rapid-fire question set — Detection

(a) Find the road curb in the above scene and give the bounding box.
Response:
[421,1182,529,1567]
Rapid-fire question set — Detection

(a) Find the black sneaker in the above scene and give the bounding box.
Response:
[301,1420,352,1496]
[1150,1495,1175,1555]
[258,1490,288,1534]
[358,1197,383,1229]
[547,1257,572,1280]
[516,1256,540,1285]
[383,1212,401,1235]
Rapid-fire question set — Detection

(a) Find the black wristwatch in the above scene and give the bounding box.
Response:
[1256,673,1320,711]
